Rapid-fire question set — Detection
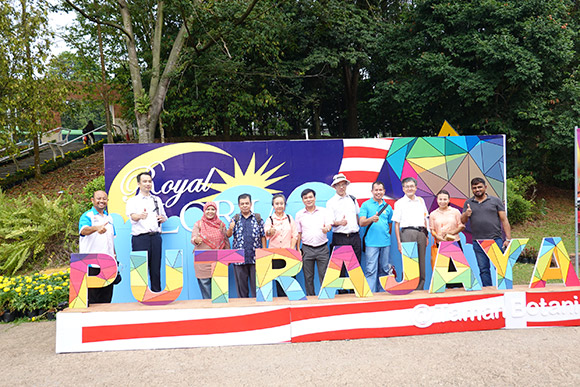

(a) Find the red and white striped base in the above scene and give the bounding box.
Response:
[56,286,580,353]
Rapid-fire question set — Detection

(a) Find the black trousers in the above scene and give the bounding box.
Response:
[88,266,114,305]
[233,264,256,298]
[331,232,362,283]
[132,233,162,292]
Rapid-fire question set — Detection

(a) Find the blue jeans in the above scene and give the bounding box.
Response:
[473,238,503,287]
[364,246,392,293]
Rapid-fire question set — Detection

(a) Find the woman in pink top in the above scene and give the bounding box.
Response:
[429,190,464,244]
[192,202,230,299]
[264,194,298,249]
[429,190,465,288]
[264,194,298,297]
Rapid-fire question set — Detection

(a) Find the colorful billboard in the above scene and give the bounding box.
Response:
[103,136,506,301]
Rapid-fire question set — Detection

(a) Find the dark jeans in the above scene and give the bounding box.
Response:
[197,277,212,299]
[132,232,163,292]
[473,238,503,287]
[233,264,256,298]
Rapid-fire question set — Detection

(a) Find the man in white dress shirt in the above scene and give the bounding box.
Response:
[326,173,361,262]
[393,177,429,290]
[126,172,167,292]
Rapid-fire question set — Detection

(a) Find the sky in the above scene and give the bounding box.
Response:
[48,4,75,55]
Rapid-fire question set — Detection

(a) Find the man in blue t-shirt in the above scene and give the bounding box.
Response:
[359,181,394,293]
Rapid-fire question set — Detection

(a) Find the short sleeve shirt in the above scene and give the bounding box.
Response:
[359,199,393,247]
[392,195,428,228]
[463,195,505,240]
[79,207,115,256]
[231,213,265,264]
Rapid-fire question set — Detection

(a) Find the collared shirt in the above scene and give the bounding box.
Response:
[359,198,393,247]
[295,207,333,247]
[392,195,428,228]
[463,195,505,240]
[79,207,115,256]
[231,212,265,264]
[265,213,298,248]
[126,192,166,235]
[326,194,360,234]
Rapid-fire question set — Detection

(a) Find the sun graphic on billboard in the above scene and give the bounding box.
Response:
[212,153,288,194]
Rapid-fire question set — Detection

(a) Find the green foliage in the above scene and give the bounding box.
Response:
[372,0,580,183]
[0,191,83,275]
[83,175,106,206]
[506,175,537,224]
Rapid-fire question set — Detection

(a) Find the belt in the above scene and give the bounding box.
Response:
[401,226,426,232]
[334,232,360,238]
[302,243,327,249]
[136,231,160,236]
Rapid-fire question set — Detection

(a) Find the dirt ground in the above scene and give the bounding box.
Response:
[1,321,579,386]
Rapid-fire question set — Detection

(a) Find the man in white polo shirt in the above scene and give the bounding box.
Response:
[79,190,118,304]
[393,177,429,290]
[126,171,167,292]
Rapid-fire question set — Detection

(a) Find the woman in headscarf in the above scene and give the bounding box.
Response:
[191,202,229,299]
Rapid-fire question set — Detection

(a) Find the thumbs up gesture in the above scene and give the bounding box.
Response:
[465,204,472,217]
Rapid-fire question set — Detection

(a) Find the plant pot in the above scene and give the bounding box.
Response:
[45,312,56,321]
[2,311,17,323]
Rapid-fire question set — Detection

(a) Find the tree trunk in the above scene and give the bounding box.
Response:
[33,135,40,178]
[343,62,360,138]
[313,101,321,139]
[97,19,113,143]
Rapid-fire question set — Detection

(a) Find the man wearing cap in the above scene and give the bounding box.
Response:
[326,173,362,262]
[393,177,429,290]
[126,171,167,292]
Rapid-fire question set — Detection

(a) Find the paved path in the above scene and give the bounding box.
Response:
[1,321,579,386]
[0,140,85,179]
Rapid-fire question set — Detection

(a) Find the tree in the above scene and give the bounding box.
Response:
[371,0,580,183]
[0,0,67,177]
[63,0,260,143]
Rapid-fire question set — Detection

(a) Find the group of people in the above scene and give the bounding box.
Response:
[78,171,511,305]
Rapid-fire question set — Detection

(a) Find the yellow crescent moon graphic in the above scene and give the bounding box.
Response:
[108,143,231,220]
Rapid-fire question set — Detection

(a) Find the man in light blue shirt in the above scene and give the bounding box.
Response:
[359,181,394,293]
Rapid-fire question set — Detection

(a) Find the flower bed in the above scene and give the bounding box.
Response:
[0,269,69,322]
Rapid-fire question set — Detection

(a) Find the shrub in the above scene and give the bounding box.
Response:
[506,175,542,225]
[0,191,83,275]
[83,176,106,205]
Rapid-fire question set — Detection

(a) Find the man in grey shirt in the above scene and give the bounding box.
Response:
[461,177,511,287]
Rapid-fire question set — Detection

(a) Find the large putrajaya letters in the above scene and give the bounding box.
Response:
[70,237,580,307]
[69,253,118,308]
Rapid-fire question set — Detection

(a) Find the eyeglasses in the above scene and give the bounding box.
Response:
[403,185,416,189]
